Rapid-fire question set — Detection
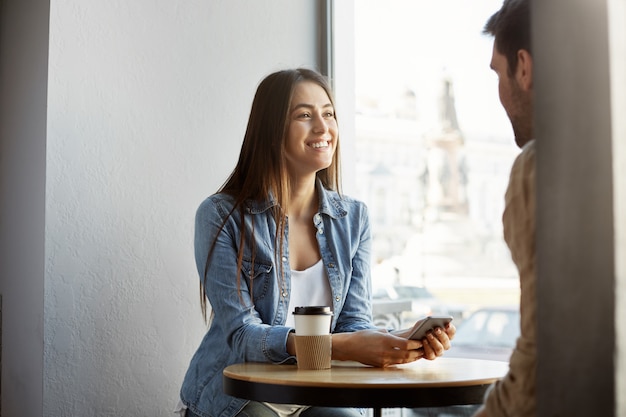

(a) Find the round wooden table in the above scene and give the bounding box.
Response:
[223,358,508,417]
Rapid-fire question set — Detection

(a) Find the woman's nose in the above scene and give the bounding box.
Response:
[312,115,329,133]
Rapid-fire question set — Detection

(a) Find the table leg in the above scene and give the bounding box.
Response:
[372,408,382,417]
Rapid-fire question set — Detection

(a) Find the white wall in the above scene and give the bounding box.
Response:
[2,0,322,415]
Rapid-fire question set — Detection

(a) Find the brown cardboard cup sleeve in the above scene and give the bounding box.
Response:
[294,335,332,370]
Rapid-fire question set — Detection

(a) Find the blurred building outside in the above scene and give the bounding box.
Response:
[355,76,520,313]
[354,3,523,416]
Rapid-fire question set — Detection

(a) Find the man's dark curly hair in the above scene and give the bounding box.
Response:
[483,0,531,76]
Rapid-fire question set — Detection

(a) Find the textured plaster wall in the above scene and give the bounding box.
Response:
[44,1,317,415]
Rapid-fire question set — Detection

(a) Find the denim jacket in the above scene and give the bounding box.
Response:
[180,181,376,417]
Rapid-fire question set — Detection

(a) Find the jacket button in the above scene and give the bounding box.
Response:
[328,263,335,268]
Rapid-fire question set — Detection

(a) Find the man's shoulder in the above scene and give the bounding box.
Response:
[508,139,536,190]
[521,139,536,155]
[515,139,536,167]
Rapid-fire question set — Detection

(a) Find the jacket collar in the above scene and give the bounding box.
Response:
[244,180,347,219]
[316,180,347,219]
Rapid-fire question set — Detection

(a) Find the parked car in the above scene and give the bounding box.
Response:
[371,299,411,330]
[372,284,468,328]
[445,305,520,362]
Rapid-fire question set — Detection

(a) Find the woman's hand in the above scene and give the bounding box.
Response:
[331,328,424,368]
[391,322,456,361]
[421,323,456,360]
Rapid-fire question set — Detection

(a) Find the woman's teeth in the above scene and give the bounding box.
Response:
[311,141,329,148]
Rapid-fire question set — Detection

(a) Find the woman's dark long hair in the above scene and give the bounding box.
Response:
[200,68,342,321]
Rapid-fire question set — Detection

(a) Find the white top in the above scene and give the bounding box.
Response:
[264,259,333,416]
[285,258,333,328]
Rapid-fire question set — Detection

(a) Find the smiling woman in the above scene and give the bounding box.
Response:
[177,68,456,417]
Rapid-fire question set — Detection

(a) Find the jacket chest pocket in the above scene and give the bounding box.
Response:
[241,259,273,302]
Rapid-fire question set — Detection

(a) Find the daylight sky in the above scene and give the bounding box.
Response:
[355,0,513,140]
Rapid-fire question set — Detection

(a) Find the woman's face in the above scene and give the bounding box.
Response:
[285,81,338,180]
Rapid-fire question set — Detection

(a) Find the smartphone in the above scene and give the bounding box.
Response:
[407,315,453,340]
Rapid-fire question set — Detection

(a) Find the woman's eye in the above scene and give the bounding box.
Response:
[298,113,311,119]
[324,111,335,118]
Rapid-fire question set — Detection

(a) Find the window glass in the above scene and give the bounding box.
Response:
[354,0,521,362]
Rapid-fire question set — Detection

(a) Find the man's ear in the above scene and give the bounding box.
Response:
[516,49,533,91]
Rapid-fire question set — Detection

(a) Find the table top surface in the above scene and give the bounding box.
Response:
[224,357,508,389]
[223,357,508,409]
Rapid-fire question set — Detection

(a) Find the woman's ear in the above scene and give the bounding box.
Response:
[516,49,533,91]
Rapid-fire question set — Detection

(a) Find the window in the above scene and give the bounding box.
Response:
[347,0,521,358]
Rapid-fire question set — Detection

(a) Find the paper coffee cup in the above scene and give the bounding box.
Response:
[293,306,333,370]
[294,335,332,370]
[293,306,332,336]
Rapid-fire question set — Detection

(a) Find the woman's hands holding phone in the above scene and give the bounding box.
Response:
[332,329,423,367]
[332,321,456,367]
[390,316,456,360]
